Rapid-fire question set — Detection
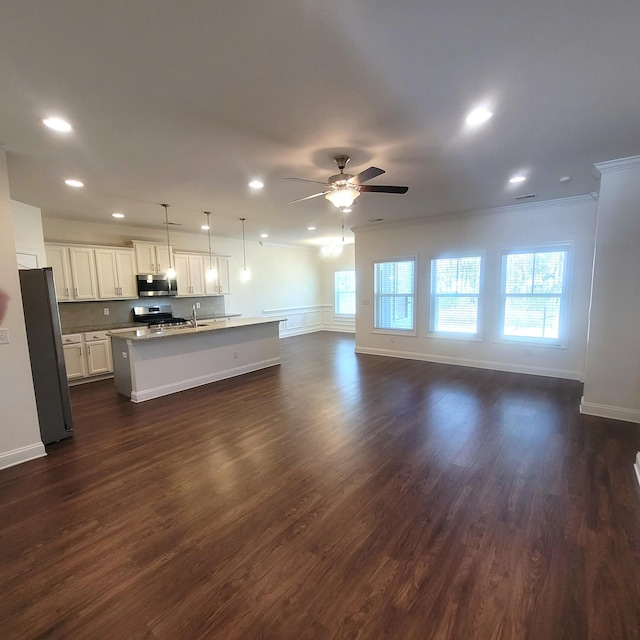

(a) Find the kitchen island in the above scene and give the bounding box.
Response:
[109,317,282,402]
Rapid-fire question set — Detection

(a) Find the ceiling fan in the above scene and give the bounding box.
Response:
[286,155,408,210]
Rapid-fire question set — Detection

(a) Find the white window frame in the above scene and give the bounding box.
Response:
[428,252,484,341]
[334,269,356,316]
[372,257,417,335]
[498,244,571,347]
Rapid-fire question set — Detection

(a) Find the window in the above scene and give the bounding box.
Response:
[373,259,415,331]
[430,255,482,335]
[500,247,569,344]
[335,270,356,315]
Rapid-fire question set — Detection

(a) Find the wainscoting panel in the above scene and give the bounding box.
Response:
[263,305,353,337]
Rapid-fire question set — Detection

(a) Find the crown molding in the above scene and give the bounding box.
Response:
[594,155,640,174]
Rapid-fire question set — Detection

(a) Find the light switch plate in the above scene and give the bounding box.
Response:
[0,328,10,344]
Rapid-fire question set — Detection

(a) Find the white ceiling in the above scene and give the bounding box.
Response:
[1,0,640,247]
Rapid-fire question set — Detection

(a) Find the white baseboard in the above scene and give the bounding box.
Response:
[321,326,355,334]
[579,398,640,424]
[354,346,582,380]
[131,357,281,403]
[279,326,322,338]
[0,442,46,470]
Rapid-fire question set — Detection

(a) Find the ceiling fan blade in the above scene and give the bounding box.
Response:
[285,177,329,186]
[358,185,409,194]
[349,166,385,185]
[286,191,330,204]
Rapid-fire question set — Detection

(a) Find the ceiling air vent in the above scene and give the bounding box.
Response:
[514,193,536,200]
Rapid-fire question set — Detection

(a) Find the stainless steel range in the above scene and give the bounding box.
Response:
[132,305,189,328]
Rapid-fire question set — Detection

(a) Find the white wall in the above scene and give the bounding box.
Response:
[42,217,322,320]
[581,156,640,422]
[12,200,46,268]
[354,196,597,379]
[0,153,46,469]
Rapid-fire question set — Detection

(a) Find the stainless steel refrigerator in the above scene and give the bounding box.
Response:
[19,267,74,444]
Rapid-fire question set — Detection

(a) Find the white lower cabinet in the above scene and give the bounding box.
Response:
[84,332,113,375]
[62,334,86,379]
[62,331,112,381]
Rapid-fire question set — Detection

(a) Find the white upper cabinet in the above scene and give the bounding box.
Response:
[133,241,174,275]
[95,248,137,299]
[47,244,97,301]
[175,252,206,296]
[45,245,73,301]
[204,257,230,295]
[67,247,98,300]
[46,242,229,301]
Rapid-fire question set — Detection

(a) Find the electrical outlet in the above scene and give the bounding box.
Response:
[196,302,201,309]
[0,328,10,344]
[103,307,110,316]
[233,351,239,359]
[121,352,127,359]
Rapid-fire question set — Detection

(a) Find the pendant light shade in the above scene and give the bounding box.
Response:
[239,217,250,281]
[204,211,217,282]
[161,204,176,278]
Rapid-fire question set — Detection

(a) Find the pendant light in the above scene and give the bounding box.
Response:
[239,217,250,281]
[204,211,217,282]
[161,204,176,278]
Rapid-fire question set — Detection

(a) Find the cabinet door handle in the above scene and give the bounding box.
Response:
[74,288,78,297]
[65,287,69,297]
[87,345,91,354]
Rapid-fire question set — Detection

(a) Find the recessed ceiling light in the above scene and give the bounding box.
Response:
[465,106,493,127]
[42,117,72,132]
[64,179,84,188]
[112,212,125,219]
[509,175,526,184]
[559,175,572,183]
[201,224,210,230]
[260,233,268,238]
[249,179,264,189]
[307,226,316,231]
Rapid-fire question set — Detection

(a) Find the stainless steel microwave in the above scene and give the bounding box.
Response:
[136,274,177,297]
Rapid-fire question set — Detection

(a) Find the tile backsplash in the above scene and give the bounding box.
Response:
[59,296,226,331]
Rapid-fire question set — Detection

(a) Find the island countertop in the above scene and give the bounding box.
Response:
[108,316,283,341]
[110,316,283,402]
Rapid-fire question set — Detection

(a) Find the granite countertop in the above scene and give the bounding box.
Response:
[62,314,241,335]
[108,317,283,342]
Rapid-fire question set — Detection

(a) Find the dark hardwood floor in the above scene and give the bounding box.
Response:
[1,332,639,639]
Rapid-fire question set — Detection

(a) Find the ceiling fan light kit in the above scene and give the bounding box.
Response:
[286,155,408,209]
[325,187,360,209]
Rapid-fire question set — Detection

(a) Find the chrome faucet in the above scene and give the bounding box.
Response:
[191,304,198,328]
